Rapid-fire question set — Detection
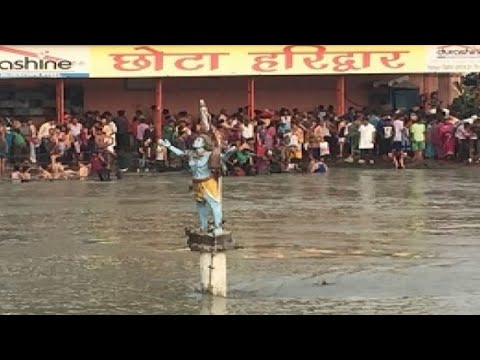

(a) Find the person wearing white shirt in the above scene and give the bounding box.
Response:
[241,119,254,140]
[136,119,149,143]
[27,119,38,164]
[392,116,404,154]
[69,117,83,157]
[358,118,376,164]
[68,117,83,138]
[38,119,56,140]
[319,137,330,157]
[107,119,117,152]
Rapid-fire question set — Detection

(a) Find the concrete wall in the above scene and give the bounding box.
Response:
[77,75,427,116]
[0,74,461,121]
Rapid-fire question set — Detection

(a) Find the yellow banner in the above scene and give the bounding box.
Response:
[89,45,428,78]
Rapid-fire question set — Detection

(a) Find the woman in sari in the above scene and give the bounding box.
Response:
[264,119,276,151]
[438,118,455,159]
[254,134,269,174]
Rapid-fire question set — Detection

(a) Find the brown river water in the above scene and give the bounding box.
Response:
[0,168,479,314]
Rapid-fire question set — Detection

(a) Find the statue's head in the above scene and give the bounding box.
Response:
[193,136,206,150]
[193,134,214,151]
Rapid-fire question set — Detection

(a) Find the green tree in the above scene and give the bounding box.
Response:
[449,73,480,119]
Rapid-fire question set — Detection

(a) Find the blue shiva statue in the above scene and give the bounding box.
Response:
[159,135,235,236]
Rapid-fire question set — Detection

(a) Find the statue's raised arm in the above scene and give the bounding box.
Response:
[159,139,189,157]
[199,99,211,132]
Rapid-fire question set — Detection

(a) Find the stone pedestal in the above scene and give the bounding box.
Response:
[185,228,236,299]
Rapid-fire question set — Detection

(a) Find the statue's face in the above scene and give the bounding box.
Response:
[193,137,205,149]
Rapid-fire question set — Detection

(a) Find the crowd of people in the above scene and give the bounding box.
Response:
[0,103,480,181]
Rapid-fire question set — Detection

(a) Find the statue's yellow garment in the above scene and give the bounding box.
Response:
[193,178,220,202]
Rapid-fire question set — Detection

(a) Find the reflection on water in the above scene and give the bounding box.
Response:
[200,296,227,315]
[1,168,480,314]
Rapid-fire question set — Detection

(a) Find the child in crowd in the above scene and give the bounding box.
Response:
[390,146,406,170]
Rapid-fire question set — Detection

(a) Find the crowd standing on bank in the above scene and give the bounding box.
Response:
[1,103,480,181]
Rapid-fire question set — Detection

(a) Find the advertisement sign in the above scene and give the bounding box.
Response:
[0,45,89,78]
[426,45,480,73]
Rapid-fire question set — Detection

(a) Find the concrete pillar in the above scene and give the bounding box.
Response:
[336,76,345,115]
[422,74,433,110]
[248,77,255,119]
[56,79,65,124]
[200,252,227,298]
[438,74,453,107]
[154,78,163,138]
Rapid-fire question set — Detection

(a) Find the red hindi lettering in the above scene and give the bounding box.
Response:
[331,52,372,72]
[380,51,408,68]
[110,46,164,72]
[249,46,328,72]
[250,53,281,72]
[283,45,328,70]
[172,53,227,71]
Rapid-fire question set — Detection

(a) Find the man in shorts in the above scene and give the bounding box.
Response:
[410,114,426,161]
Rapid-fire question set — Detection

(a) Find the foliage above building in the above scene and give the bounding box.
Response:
[449,73,480,119]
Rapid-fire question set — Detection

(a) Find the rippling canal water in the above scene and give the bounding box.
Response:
[1,168,480,314]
